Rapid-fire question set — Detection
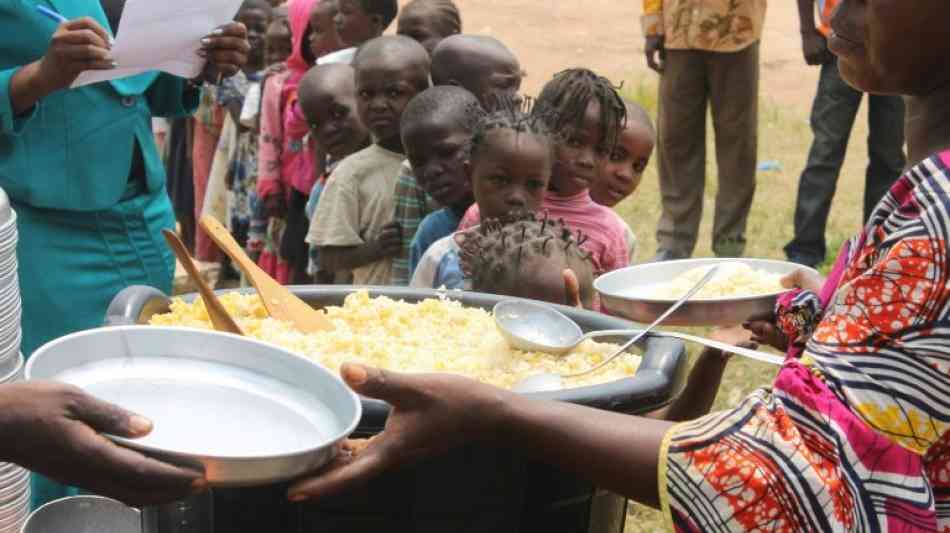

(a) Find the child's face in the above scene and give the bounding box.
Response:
[404,115,472,210]
[309,2,344,60]
[334,0,381,48]
[266,19,293,66]
[469,129,551,220]
[550,101,607,197]
[236,7,271,70]
[356,57,428,151]
[591,121,654,207]
[461,55,523,110]
[301,80,369,161]
[397,9,451,56]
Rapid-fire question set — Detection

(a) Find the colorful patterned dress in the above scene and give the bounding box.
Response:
[661,150,950,532]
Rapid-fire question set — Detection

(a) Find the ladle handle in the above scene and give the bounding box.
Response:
[566,265,720,378]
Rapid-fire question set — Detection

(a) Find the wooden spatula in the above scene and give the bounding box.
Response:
[199,215,333,333]
[162,229,245,336]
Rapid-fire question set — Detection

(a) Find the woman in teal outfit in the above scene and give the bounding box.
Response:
[0,0,250,507]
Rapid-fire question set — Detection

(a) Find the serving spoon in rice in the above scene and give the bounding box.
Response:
[200,215,333,334]
[502,266,720,394]
[163,229,245,336]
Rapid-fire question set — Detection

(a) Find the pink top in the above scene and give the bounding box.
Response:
[256,0,320,199]
[459,191,630,275]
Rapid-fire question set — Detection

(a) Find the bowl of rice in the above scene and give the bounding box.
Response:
[595,258,818,327]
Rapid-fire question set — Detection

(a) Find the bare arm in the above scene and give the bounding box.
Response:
[651,348,730,422]
[797,0,817,32]
[289,365,673,509]
[318,244,385,272]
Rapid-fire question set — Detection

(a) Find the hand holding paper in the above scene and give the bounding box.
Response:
[73,0,248,88]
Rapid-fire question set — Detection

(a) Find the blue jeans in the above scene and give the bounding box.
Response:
[784,59,906,266]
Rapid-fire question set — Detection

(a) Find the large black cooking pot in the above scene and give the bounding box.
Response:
[106,286,688,533]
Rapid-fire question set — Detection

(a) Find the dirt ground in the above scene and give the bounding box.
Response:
[448,0,818,112]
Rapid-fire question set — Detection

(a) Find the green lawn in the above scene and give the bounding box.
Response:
[616,83,873,532]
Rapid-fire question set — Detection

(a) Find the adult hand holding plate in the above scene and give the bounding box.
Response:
[0,382,205,507]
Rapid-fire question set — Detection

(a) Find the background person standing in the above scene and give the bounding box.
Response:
[784,0,905,268]
[643,0,765,261]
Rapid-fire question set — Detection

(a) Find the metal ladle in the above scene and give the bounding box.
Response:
[504,265,720,394]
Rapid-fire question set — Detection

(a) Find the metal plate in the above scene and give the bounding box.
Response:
[25,326,361,487]
[595,258,819,327]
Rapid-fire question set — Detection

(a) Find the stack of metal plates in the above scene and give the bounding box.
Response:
[0,189,27,533]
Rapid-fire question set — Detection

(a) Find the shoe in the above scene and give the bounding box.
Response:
[651,249,684,263]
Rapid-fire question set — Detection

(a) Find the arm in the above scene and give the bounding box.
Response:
[797,0,817,32]
[319,221,402,272]
[797,0,833,65]
[289,365,673,509]
[4,17,114,131]
[642,0,665,73]
[650,348,730,422]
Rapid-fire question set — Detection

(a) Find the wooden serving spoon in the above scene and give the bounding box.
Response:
[199,215,333,333]
[162,229,245,336]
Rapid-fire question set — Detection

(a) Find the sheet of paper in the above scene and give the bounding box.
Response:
[73,0,245,88]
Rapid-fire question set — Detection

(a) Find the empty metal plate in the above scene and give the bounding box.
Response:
[26,327,362,487]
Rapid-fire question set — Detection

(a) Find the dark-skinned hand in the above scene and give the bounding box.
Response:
[196,22,251,84]
[801,28,834,66]
[370,222,402,260]
[288,364,508,502]
[34,17,115,95]
[0,382,206,507]
[645,35,666,73]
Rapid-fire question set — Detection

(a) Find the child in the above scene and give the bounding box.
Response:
[309,36,431,285]
[193,0,274,263]
[264,9,293,66]
[411,103,554,290]
[246,6,292,264]
[459,69,631,277]
[202,1,273,262]
[431,34,523,109]
[390,35,522,285]
[298,63,371,284]
[458,212,597,308]
[591,101,654,209]
[279,0,346,284]
[318,0,399,65]
[590,100,656,264]
[255,0,320,283]
[396,0,462,55]
[457,211,743,422]
[400,86,483,277]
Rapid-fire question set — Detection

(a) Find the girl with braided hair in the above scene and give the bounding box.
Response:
[457,211,596,308]
[458,69,633,277]
[410,99,555,289]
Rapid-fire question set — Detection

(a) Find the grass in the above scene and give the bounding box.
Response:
[614,82,873,532]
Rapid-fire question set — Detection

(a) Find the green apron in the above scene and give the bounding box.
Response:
[19,179,176,508]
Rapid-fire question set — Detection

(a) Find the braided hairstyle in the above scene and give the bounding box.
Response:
[457,211,596,308]
[534,68,627,151]
[469,96,559,163]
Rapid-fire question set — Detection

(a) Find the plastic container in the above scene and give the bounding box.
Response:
[106,286,689,533]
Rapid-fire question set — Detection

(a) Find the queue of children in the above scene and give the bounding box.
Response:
[160,0,657,303]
